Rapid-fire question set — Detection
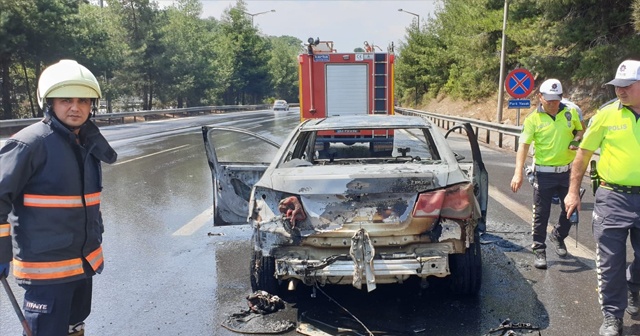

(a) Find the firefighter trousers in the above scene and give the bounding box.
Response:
[20,277,92,336]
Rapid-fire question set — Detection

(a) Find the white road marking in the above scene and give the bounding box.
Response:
[489,185,596,261]
[112,144,190,166]
[173,206,213,236]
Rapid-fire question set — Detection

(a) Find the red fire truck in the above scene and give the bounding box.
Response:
[298,38,396,155]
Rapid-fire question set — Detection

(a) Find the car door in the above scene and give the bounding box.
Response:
[201,126,281,225]
[445,123,489,232]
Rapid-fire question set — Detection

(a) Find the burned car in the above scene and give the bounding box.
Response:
[202,115,488,295]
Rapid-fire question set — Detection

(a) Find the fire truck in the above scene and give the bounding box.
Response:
[298,38,396,155]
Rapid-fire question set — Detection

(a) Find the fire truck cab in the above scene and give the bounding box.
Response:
[298,38,396,156]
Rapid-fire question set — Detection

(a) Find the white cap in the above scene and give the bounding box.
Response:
[539,78,563,101]
[605,60,640,87]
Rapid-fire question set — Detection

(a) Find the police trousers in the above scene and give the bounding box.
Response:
[20,277,92,336]
[593,188,640,318]
[531,171,572,251]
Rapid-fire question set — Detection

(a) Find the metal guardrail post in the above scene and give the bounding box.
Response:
[394,107,522,151]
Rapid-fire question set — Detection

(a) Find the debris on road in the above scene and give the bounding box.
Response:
[485,318,541,335]
[220,291,294,334]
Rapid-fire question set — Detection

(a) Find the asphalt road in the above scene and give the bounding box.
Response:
[1,109,637,336]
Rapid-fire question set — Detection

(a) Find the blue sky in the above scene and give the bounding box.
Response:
[167,1,438,52]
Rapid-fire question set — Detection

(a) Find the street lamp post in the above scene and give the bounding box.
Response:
[398,8,420,30]
[242,9,276,27]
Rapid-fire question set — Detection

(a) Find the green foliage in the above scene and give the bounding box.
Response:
[0,0,301,118]
[267,36,301,103]
[395,0,640,111]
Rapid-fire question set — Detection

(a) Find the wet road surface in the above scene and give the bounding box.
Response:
[1,109,637,335]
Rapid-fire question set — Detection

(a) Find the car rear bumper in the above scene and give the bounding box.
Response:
[275,252,450,291]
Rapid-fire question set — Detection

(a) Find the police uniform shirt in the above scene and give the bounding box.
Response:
[521,105,583,166]
[580,101,640,186]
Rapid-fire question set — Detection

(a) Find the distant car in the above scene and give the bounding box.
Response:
[272,100,289,111]
[202,115,488,296]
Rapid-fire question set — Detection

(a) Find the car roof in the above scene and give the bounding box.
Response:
[274,100,287,103]
[300,115,433,131]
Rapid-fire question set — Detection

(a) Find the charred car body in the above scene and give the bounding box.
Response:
[202,114,488,295]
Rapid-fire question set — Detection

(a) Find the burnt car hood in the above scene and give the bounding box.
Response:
[265,164,456,195]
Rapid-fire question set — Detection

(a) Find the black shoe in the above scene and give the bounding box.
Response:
[549,234,568,257]
[533,250,547,269]
[627,290,640,316]
[551,195,560,204]
[599,315,622,336]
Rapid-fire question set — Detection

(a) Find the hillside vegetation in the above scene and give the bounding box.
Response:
[395,0,640,122]
[0,0,301,119]
[2,0,640,123]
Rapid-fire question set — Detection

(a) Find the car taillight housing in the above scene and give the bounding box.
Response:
[412,183,474,220]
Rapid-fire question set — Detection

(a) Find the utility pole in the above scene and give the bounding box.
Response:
[496,0,509,123]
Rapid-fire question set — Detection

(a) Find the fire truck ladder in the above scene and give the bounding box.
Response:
[373,53,388,114]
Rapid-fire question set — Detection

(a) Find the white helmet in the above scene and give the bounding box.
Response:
[37,59,101,109]
[539,78,563,101]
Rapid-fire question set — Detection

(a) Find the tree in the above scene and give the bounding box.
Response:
[217,0,272,105]
[267,36,301,102]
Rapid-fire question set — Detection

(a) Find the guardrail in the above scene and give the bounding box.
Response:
[395,107,523,151]
[0,103,301,136]
[1,104,518,150]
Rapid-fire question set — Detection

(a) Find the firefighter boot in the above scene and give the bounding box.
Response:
[627,290,640,316]
[549,234,567,257]
[533,250,547,269]
[599,315,622,336]
[69,322,85,336]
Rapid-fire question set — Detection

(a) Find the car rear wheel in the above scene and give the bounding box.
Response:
[449,230,482,296]
[250,250,279,294]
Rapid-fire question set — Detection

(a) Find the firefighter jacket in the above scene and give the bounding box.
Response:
[0,113,117,285]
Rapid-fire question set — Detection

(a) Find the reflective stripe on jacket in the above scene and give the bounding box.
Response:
[0,115,116,285]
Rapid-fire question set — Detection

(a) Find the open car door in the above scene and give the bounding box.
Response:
[445,123,489,232]
[202,126,281,226]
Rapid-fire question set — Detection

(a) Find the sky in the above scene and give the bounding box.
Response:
[160,0,438,52]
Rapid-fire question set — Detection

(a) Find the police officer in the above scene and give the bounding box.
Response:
[0,60,117,335]
[510,78,584,269]
[566,59,640,336]
[543,80,586,204]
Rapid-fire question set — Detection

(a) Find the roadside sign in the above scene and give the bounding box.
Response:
[508,99,531,109]
[505,68,534,99]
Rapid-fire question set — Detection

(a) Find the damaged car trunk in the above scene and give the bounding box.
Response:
[202,115,488,296]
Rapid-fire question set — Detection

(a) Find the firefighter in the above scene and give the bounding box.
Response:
[0,59,117,336]
[510,78,584,269]
[566,59,640,336]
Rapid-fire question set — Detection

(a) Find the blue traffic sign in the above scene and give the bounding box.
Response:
[505,69,534,98]
[508,99,531,109]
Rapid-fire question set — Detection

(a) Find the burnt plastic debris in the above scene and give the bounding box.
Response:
[247,290,285,314]
[485,318,541,335]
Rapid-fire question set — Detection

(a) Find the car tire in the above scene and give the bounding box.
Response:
[448,229,482,296]
[250,250,279,294]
